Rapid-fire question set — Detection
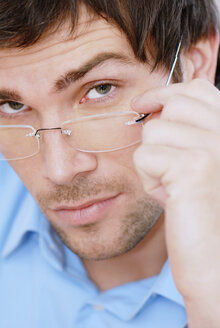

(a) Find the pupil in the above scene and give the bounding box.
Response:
[96,84,111,95]
[9,101,23,110]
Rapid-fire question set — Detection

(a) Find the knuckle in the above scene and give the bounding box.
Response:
[161,95,185,119]
[142,119,159,141]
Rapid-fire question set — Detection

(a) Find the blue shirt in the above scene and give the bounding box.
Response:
[0,161,188,328]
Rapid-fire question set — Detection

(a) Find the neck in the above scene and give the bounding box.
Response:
[82,214,167,291]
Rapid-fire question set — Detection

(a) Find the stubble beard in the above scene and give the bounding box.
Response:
[37,175,163,261]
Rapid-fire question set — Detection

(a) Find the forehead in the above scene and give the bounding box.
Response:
[0,9,135,71]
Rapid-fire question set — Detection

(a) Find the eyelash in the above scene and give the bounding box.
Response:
[0,81,120,118]
[81,81,119,104]
[0,101,30,119]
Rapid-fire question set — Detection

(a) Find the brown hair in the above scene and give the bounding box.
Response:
[0,0,219,85]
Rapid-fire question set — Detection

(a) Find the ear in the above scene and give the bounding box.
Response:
[184,31,219,83]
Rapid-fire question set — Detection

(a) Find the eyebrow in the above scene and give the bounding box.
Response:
[0,52,135,102]
[53,52,135,93]
[0,89,23,102]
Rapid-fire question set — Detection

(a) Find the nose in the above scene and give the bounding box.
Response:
[40,130,98,185]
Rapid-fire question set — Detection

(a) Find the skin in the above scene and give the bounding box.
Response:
[133,36,220,326]
[0,13,168,289]
[0,6,219,326]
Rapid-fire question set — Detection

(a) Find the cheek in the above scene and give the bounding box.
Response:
[100,145,143,184]
[9,159,43,195]
[107,146,150,196]
[8,145,145,201]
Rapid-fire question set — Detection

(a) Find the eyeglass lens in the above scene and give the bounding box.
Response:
[0,126,40,161]
[0,112,142,160]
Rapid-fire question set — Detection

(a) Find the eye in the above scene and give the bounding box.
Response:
[0,101,28,114]
[86,84,115,100]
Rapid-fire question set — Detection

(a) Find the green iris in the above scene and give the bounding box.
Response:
[8,101,24,110]
[95,84,112,95]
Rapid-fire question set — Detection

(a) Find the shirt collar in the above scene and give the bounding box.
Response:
[0,163,185,320]
[88,260,185,321]
[1,183,65,272]
[0,162,66,271]
[152,260,185,307]
[1,190,42,258]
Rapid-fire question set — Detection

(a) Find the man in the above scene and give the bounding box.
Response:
[0,0,219,327]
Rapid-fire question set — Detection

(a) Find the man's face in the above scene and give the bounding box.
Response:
[0,9,165,260]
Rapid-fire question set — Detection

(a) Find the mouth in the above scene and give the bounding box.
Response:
[49,194,121,226]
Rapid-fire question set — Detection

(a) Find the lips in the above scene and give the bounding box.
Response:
[49,194,120,226]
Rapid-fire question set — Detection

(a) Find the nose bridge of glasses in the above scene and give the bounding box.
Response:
[32,126,74,158]
[35,127,62,136]
[26,127,72,139]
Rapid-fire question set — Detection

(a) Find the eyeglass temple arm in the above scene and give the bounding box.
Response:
[136,38,183,123]
[166,38,183,86]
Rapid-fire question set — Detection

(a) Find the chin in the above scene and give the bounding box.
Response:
[51,212,160,261]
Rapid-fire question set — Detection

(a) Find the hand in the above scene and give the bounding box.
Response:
[132,79,220,327]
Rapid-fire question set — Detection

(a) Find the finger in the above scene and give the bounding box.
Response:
[135,165,168,208]
[134,146,173,206]
[160,95,220,133]
[134,142,218,189]
[132,79,219,114]
[133,144,184,181]
[142,119,219,151]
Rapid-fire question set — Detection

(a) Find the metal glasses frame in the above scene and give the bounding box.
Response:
[0,39,182,159]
